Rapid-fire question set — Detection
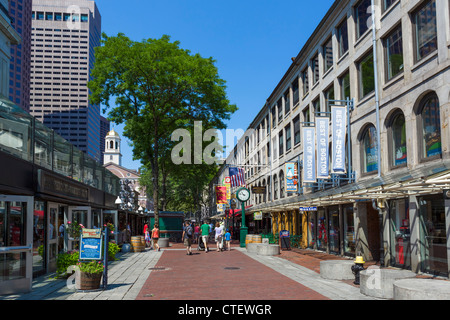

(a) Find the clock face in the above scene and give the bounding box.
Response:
[237,188,250,201]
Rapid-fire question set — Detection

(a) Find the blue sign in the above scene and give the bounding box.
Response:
[299,207,318,212]
[80,230,103,260]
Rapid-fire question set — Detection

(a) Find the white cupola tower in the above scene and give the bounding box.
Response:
[104,128,122,166]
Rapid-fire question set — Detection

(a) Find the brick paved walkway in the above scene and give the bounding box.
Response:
[136,247,329,300]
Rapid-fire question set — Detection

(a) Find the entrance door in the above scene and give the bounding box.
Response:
[47,203,59,272]
[67,206,91,251]
[0,195,33,295]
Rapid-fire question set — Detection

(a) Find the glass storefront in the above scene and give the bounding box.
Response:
[0,197,31,294]
[307,212,316,248]
[418,195,448,277]
[317,209,327,251]
[328,206,340,254]
[33,201,45,276]
[389,199,411,269]
[343,204,355,255]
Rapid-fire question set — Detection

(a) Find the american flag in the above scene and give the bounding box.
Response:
[229,167,245,187]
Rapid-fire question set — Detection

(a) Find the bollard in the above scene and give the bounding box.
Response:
[351,256,365,285]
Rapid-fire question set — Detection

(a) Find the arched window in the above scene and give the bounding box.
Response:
[389,112,407,167]
[361,125,378,174]
[273,174,278,200]
[419,93,441,159]
[279,171,285,198]
[267,176,271,201]
[109,141,113,149]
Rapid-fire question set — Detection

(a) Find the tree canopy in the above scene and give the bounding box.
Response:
[88,33,237,224]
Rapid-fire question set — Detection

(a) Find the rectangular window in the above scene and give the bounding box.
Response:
[279,131,284,156]
[292,77,299,107]
[324,85,335,113]
[312,54,319,84]
[293,116,301,145]
[277,98,283,122]
[285,124,291,151]
[284,89,290,115]
[54,13,62,21]
[45,12,53,20]
[37,12,44,20]
[337,19,349,58]
[358,52,375,99]
[383,0,395,12]
[355,0,371,39]
[340,72,350,100]
[323,37,333,72]
[303,106,311,124]
[384,25,403,80]
[413,0,437,62]
[272,106,276,128]
[302,67,309,95]
[81,14,88,22]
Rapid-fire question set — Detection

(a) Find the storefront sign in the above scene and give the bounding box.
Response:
[215,186,227,204]
[285,162,298,192]
[254,211,263,220]
[80,229,103,260]
[331,106,347,174]
[299,207,318,212]
[37,169,89,201]
[251,186,266,194]
[316,117,329,179]
[302,127,316,183]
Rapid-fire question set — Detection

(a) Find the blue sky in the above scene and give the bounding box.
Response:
[95,0,335,169]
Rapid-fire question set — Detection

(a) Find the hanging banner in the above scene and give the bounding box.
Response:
[331,106,347,174]
[302,127,316,183]
[224,177,231,205]
[316,117,330,179]
[285,162,299,192]
[215,186,227,204]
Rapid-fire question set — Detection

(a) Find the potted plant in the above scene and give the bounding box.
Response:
[75,260,104,291]
[66,221,84,240]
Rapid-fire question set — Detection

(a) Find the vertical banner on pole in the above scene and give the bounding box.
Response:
[302,127,316,183]
[285,162,298,192]
[331,106,347,174]
[216,186,227,204]
[316,117,330,179]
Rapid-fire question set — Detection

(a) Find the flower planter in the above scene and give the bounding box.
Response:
[75,270,103,291]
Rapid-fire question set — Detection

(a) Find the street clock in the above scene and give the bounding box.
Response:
[236,187,250,202]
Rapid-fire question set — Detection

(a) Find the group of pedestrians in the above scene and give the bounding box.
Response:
[182,220,232,255]
[143,223,161,252]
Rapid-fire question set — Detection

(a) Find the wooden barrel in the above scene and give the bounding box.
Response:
[139,235,146,247]
[131,236,144,252]
[253,235,262,243]
[245,234,253,247]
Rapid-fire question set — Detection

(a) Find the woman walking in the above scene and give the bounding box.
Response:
[152,224,160,252]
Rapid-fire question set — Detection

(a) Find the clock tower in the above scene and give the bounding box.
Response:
[103,129,122,166]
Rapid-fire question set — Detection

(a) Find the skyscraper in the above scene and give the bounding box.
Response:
[29,0,102,162]
[8,0,32,112]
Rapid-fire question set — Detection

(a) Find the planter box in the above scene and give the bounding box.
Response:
[75,270,103,291]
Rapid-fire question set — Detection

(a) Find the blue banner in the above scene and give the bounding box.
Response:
[316,117,329,179]
[285,162,298,192]
[302,127,316,183]
[331,106,347,174]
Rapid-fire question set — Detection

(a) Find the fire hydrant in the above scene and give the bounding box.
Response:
[351,256,365,285]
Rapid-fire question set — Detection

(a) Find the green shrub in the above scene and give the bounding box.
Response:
[56,251,79,277]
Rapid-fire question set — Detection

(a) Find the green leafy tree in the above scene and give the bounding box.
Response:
[88,33,236,225]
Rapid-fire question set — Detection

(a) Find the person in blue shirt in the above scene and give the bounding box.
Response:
[224,229,231,251]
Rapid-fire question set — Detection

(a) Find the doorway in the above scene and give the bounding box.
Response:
[0,195,33,295]
[367,203,381,261]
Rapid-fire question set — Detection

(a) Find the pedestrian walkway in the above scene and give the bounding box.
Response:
[0,241,376,301]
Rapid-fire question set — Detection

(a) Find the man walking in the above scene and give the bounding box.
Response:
[182,221,193,255]
[201,220,210,253]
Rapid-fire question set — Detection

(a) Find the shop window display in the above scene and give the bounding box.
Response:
[328,207,340,253]
[343,205,355,255]
[418,196,447,276]
[317,209,327,251]
[389,199,411,269]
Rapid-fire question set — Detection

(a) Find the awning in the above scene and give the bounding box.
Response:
[246,162,450,212]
